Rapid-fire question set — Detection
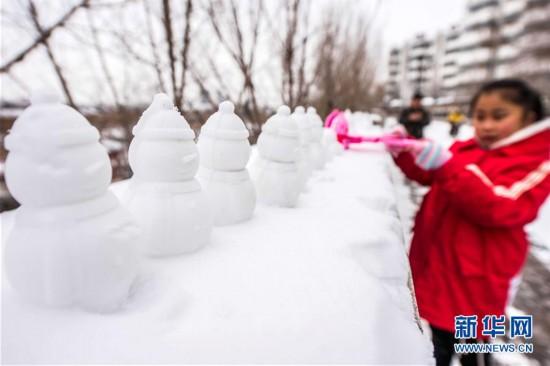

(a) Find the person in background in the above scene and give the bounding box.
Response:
[447,107,466,137]
[399,92,431,139]
[386,79,550,366]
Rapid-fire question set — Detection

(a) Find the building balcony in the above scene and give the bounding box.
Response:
[390,47,401,55]
[389,60,400,67]
[411,35,433,50]
[468,0,499,12]
[517,31,550,52]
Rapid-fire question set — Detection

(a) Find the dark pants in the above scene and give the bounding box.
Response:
[403,122,425,139]
[430,325,491,366]
[450,123,461,137]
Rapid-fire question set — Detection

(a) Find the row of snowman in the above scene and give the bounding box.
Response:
[3,93,343,313]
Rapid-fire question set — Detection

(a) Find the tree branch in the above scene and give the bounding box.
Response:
[27,0,78,109]
[161,0,178,105]
[175,0,193,110]
[1,0,89,73]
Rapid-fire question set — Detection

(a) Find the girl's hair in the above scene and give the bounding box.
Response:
[469,79,546,122]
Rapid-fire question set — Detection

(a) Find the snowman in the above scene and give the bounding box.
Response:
[197,101,255,226]
[306,106,326,170]
[3,96,139,312]
[123,105,212,256]
[249,105,302,207]
[291,106,314,188]
[323,114,344,158]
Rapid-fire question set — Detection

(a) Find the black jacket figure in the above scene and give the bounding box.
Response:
[398,94,431,139]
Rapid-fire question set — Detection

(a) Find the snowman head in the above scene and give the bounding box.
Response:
[261,105,299,138]
[4,99,111,207]
[294,106,305,115]
[200,101,250,140]
[197,101,251,171]
[132,93,174,136]
[257,105,300,163]
[133,109,198,181]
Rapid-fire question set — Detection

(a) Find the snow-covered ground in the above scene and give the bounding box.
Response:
[1,116,547,364]
[1,145,433,364]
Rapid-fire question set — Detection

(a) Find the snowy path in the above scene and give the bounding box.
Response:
[1,147,433,364]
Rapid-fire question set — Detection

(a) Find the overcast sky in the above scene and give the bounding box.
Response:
[379,0,467,49]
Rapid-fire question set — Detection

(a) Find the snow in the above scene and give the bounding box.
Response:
[7,114,546,363]
[1,140,433,364]
[102,126,127,140]
[100,137,125,152]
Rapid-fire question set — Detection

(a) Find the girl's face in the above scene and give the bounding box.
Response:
[472,92,530,148]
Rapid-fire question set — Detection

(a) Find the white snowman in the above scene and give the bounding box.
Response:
[3,96,139,312]
[291,106,314,188]
[250,105,302,207]
[123,106,212,256]
[306,106,326,170]
[197,101,256,226]
[323,118,344,158]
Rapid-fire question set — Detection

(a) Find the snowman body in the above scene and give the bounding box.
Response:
[197,101,256,226]
[124,108,212,256]
[3,101,139,312]
[292,106,314,189]
[307,107,326,170]
[250,106,302,207]
[323,126,344,157]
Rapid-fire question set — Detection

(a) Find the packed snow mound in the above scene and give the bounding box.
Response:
[3,99,139,312]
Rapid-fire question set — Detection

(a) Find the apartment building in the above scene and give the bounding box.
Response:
[386,0,550,111]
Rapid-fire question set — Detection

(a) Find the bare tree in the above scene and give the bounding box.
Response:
[310,4,382,117]
[175,0,193,109]
[295,0,312,105]
[86,7,122,111]
[157,0,194,110]
[0,0,89,74]
[281,0,300,107]
[142,0,167,93]
[161,0,178,106]
[206,0,264,124]
[26,0,79,109]
[270,0,315,108]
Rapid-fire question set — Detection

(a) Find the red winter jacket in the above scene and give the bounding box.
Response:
[394,119,550,337]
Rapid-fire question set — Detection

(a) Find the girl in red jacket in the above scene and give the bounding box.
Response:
[386,79,550,366]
